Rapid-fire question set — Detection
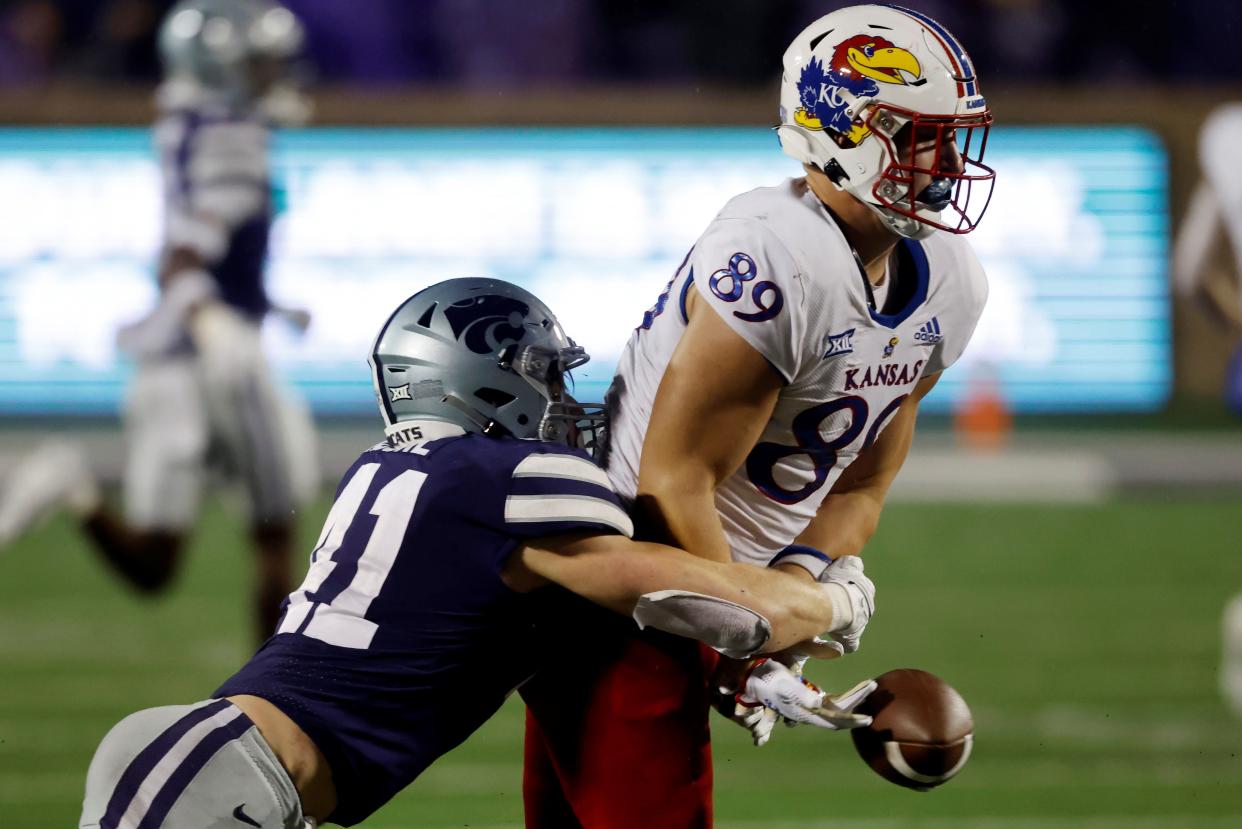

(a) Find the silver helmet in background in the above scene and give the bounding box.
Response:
[157,0,309,123]
[369,279,607,454]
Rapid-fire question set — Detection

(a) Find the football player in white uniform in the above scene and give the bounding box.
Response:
[0,0,316,641]
[521,6,995,827]
[1173,103,1242,715]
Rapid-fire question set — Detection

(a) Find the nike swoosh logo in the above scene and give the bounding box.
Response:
[233,804,262,828]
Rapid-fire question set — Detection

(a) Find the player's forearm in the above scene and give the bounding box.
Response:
[632,474,734,563]
[795,490,885,558]
[616,552,835,652]
[717,562,839,652]
[518,537,834,648]
[159,245,210,287]
[797,380,927,555]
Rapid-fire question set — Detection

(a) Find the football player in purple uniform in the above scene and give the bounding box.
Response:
[0,0,316,641]
[78,279,877,829]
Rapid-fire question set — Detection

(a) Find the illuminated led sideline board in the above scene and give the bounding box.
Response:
[0,127,1168,415]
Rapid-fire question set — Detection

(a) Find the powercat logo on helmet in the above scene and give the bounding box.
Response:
[794,35,923,145]
[443,295,530,355]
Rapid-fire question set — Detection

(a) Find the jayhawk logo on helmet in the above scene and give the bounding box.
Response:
[794,35,923,144]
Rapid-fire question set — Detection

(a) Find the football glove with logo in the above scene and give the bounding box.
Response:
[739,659,876,732]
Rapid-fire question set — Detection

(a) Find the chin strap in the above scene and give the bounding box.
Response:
[439,395,508,436]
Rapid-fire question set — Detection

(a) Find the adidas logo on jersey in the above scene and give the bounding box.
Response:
[914,317,944,345]
[822,328,855,359]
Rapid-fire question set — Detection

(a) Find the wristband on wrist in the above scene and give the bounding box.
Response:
[768,544,833,580]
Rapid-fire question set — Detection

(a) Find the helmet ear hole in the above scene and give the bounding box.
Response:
[823,158,851,186]
[474,387,517,408]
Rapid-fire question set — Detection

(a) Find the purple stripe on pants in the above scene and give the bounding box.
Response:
[100,699,233,829]
[135,711,255,829]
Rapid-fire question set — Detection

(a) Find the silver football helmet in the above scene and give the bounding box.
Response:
[369,279,606,452]
[157,0,308,122]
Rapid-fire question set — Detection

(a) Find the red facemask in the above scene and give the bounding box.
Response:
[865,103,995,234]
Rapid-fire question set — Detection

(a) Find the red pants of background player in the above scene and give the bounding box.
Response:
[521,629,721,829]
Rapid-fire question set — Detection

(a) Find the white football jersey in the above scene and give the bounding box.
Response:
[606,177,988,566]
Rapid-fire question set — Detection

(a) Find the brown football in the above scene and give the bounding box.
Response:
[850,668,974,791]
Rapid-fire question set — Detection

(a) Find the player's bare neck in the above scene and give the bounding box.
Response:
[805,169,898,286]
[832,210,898,286]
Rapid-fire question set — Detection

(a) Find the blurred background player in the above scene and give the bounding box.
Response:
[79,278,877,829]
[0,0,317,641]
[1173,102,1242,717]
[522,5,993,826]
[1174,103,1242,415]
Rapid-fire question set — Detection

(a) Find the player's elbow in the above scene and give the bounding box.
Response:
[634,466,715,534]
[854,507,883,549]
[637,462,714,503]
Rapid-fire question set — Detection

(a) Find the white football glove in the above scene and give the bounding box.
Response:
[722,698,780,747]
[740,659,876,731]
[712,657,781,747]
[738,651,811,745]
[819,555,876,654]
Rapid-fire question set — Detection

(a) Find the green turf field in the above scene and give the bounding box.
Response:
[2,496,1241,828]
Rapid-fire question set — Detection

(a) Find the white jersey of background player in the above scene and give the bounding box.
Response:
[1174,103,1242,718]
[1174,103,1242,332]
[0,0,316,642]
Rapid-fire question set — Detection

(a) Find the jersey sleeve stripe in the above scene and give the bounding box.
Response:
[511,453,614,488]
[504,494,634,537]
[508,475,620,503]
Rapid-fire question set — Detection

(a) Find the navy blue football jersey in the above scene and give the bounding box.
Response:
[156,109,272,318]
[215,422,633,826]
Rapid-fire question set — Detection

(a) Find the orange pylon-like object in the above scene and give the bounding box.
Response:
[953,364,1012,452]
